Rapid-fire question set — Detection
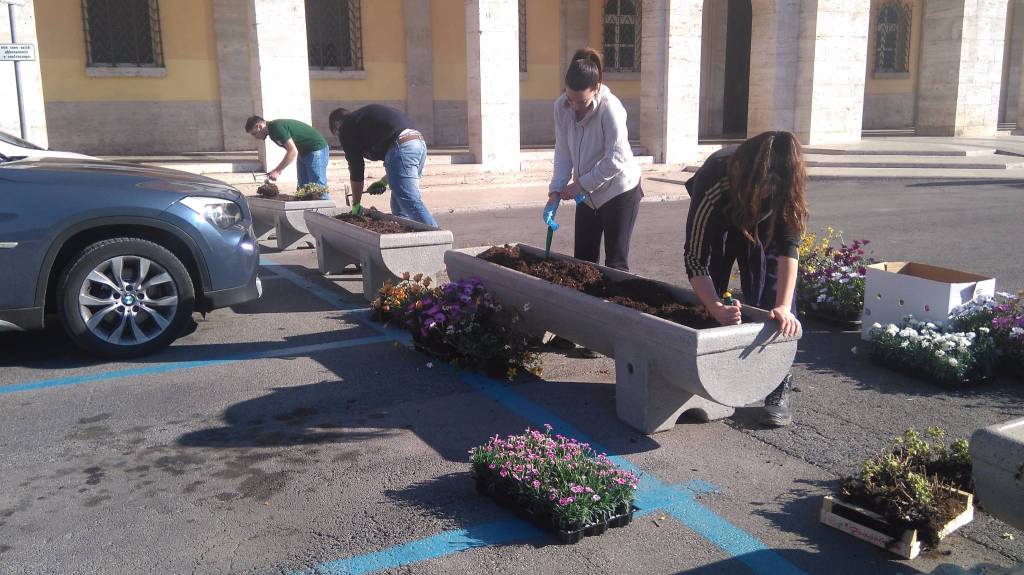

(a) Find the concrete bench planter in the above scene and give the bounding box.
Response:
[305,210,453,301]
[444,244,800,434]
[971,417,1024,531]
[248,197,337,251]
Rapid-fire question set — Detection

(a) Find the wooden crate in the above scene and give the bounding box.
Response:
[820,489,974,559]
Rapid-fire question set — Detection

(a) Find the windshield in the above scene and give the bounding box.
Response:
[0,129,45,151]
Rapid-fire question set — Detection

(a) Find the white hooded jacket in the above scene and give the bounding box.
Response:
[549,84,641,210]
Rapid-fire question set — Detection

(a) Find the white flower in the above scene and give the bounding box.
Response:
[935,350,946,357]
[900,341,909,348]
[522,302,531,312]
[426,362,434,368]
[851,346,859,355]
[886,325,899,336]
[926,322,937,330]
[948,358,958,367]
[817,294,827,303]
[1013,327,1024,336]
[872,322,882,330]
[979,327,991,334]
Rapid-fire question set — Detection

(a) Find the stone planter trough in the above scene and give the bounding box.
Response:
[971,416,1024,531]
[444,244,800,434]
[305,210,453,300]
[248,197,336,251]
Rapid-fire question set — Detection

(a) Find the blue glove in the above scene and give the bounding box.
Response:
[543,200,560,231]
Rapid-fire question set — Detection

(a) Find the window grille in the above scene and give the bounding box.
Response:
[874,1,911,74]
[307,0,363,71]
[603,0,641,73]
[82,0,164,67]
[519,0,527,73]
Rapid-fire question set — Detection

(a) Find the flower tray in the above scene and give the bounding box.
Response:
[820,488,974,559]
[474,475,636,544]
[869,351,992,389]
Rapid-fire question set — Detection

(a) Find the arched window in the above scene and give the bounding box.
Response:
[307,0,363,71]
[874,1,911,74]
[82,0,164,68]
[603,0,641,73]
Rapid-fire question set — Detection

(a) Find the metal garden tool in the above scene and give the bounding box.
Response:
[543,192,586,258]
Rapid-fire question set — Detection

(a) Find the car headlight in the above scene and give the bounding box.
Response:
[180,197,244,229]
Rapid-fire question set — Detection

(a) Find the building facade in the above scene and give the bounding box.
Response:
[2,0,1023,169]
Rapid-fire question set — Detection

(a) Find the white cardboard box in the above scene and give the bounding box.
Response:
[861,262,995,341]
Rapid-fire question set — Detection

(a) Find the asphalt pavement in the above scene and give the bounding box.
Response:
[1,178,1022,575]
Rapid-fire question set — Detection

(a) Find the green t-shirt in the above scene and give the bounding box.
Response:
[267,119,328,155]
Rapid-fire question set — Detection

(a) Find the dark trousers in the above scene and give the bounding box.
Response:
[574,184,642,271]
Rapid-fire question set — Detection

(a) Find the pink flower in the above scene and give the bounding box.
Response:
[532,480,541,489]
[488,464,496,470]
[591,494,601,502]
[499,468,509,478]
[570,485,585,494]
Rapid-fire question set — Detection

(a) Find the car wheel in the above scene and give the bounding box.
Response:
[57,238,196,358]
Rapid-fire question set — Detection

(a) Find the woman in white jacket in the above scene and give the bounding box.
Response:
[546,48,643,272]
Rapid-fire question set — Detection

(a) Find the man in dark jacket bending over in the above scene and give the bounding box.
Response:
[329,105,438,227]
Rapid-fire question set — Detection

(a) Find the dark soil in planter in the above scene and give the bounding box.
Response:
[334,211,417,234]
[480,245,719,329]
[256,182,280,198]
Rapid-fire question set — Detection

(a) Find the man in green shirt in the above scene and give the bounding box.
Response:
[245,116,330,196]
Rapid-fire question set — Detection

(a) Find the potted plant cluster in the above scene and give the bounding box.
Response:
[867,316,997,388]
[821,428,975,559]
[470,425,639,544]
[950,292,1024,381]
[797,227,874,328]
[371,273,541,379]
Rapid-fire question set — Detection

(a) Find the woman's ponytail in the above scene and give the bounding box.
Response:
[565,47,603,91]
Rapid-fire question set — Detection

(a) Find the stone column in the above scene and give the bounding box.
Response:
[405,0,435,143]
[560,0,589,78]
[640,0,703,164]
[747,0,868,144]
[698,0,728,138]
[793,0,870,144]
[466,0,521,170]
[0,0,48,147]
[214,0,255,152]
[248,0,313,180]
[918,0,1007,137]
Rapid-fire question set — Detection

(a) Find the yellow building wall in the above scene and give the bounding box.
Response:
[864,0,923,96]
[521,0,562,100]
[310,0,407,101]
[433,0,467,101]
[588,0,640,99]
[36,0,220,102]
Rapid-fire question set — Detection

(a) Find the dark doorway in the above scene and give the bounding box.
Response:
[723,0,752,137]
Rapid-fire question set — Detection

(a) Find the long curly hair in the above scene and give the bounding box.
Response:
[726,130,809,245]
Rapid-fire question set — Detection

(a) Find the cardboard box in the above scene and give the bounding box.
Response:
[861,262,995,341]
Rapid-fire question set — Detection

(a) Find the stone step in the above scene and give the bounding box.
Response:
[803,143,997,157]
[803,153,1024,170]
[207,155,666,185]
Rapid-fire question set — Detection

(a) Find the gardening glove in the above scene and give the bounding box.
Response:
[543,199,560,231]
[366,177,388,195]
[351,203,362,215]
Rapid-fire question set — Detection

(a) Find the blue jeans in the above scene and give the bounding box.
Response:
[383,138,437,227]
[297,146,330,197]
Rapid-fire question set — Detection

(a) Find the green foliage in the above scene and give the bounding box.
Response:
[295,182,329,200]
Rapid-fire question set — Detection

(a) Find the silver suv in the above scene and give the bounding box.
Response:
[0,155,261,357]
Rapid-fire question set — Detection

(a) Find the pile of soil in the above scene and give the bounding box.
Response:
[335,210,417,234]
[256,182,280,198]
[479,245,718,329]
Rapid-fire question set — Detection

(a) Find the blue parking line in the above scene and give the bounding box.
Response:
[0,335,393,395]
